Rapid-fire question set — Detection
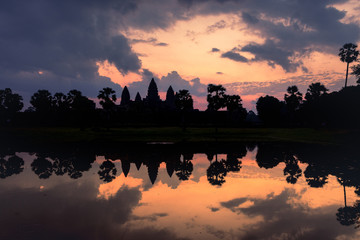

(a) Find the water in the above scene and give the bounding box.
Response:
[0,143,359,240]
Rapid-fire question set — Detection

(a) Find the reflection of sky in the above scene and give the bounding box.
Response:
[0,151,359,240]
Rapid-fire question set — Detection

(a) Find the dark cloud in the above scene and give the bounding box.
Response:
[177,0,360,72]
[0,0,142,98]
[206,20,227,33]
[216,72,224,75]
[220,197,248,212]
[128,70,207,99]
[131,38,169,46]
[211,48,221,52]
[221,51,248,62]
[131,213,168,222]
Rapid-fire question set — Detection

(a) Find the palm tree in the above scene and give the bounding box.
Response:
[97,87,117,111]
[339,43,359,88]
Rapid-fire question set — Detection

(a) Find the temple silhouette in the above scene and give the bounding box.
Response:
[118,78,177,111]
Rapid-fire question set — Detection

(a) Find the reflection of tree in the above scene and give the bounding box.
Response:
[0,155,24,178]
[304,164,328,188]
[52,158,72,176]
[175,154,193,181]
[98,160,117,183]
[336,206,358,226]
[335,176,360,227]
[31,156,53,179]
[207,155,227,186]
[283,155,302,184]
[225,154,242,173]
[256,145,282,169]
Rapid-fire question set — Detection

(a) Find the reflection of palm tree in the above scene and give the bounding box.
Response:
[336,206,358,226]
[175,155,193,181]
[31,156,53,179]
[98,160,117,183]
[207,154,227,186]
[336,177,360,226]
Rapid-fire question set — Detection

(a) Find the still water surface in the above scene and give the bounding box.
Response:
[1,143,360,240]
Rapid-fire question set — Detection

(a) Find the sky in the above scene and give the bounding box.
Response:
[1,0,360,110]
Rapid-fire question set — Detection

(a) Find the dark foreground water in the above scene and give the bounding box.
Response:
[1,143,360,240]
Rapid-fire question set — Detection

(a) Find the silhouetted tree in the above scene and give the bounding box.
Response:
[256,95,284,126]
[0,88,23,114]
[284,85,302,112]
[98,87,117,110]
[351,64,360,84]
[30,89,53,112]
[207,84,227,111]
[175,90,193,111]
[304,83,328,103]
[52,92,69,112]
[339,43,359,88]
[226,95,242,111]
[67,89,95,111]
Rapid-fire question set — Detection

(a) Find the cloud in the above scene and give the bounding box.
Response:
[0,0,142,98]
[206,20,227,33]
[128,70,207,99]
[216,72,223,75]
[211,48,221,52]
[221,51,248,62]
[224,72,347,98]
[131,38,169,46]
[177,0,360,72]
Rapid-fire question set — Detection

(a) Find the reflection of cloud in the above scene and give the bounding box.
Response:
[220,197,248,212]
[219,189,357,240]
[0,183,141,239]
[131,213,168,222]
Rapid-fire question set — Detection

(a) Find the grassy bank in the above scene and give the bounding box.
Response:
[1,127,359,146]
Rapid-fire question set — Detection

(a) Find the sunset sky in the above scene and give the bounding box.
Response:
[1,0,360,110]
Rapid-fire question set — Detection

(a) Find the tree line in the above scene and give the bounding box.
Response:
[1,43,360,128]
